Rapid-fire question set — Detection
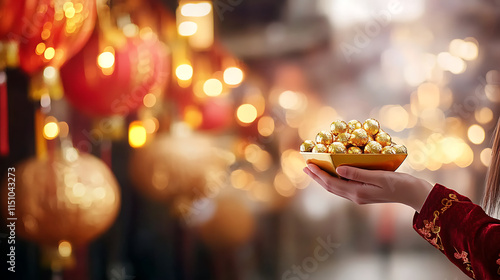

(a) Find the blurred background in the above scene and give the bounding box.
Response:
[0,0,499,279]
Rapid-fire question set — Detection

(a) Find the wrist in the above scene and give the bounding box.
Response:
[408,179,434,212]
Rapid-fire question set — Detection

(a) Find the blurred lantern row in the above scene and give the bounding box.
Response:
[0,0,308,271]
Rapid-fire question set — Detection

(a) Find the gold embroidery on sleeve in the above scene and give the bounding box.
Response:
[454,249,476,279]
[417,194,459,251]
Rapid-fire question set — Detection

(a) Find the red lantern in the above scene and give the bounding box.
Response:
[61,29,169,116]
[0,0,34,40]
[17,0,96,74]
[199,98,233,131]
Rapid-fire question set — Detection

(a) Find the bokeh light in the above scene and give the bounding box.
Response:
[176,64,193,81]
[129,121,147,148]
[237,104,258,124]
[43,121,59,140]
[203,78,223,96]
[178,21,198,36]
[223,67,244,86]
[467,124,485,145]
[58,241,72,257]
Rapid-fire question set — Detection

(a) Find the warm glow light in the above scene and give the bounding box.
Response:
[203,78,223,96]
[455,143,474,168]
[41,29,51,40]
[417,83,440,109]
[40,94,51,108]
[97,51,115,69]
[231,169,254,190]
[279,90,300,110]
[58,122,69,138]
[237,104,258,124]
[58,241,72,257]
[274,171,295,197]
[123,23,139,37]
[176,64,193,81]
[44,47,55,60]
[43,122,59,140]
[178,21,198,36]
[180,3,212,17]
[129,121,147,148]
[380,105,409,132]
[65,7,75,18]
[36,42,46,55]
[475,107,493,124]
[468,124,485,145]
[43,66,56,80]
[437,52,466,74]
[449,39,478,61]
[258,116,275,137]
[143,93,157,108]
[223,67,244,85]
[480,148,492,167]
[143,118,159,134]
[184,106,203,128]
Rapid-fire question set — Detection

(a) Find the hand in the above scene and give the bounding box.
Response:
[303,164,433,212]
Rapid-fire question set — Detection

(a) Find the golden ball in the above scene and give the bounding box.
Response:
[335,132,351,145]
[364,141,383,154]
[363,118,380,136]
[347,146,363,154]
[381,146,396,154]
[330,120,347,135]
[346,120,362,133]
[349,128,369,147]
[328,142,347,154]
[300,140,316,152]
[375,131,392,147]
[393,144,407,154]
[315,130,334,145]
[312,144,328,153]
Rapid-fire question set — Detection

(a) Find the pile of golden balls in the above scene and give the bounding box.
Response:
[300,119,407,154]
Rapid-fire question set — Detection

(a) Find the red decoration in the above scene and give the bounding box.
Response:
[0,0,33,40]
[17,0,96,74]
[61,29,169,116]
[199,98,233,131]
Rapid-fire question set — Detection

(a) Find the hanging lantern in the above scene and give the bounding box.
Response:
[17,0,96,76]
[129,132,212,201]
[1,150,121,246]
[60,28,169,116]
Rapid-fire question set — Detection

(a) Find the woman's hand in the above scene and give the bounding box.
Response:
[303,164,434,212]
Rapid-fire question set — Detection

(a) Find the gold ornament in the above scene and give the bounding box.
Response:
[347,120,362,133]
[393,144,407,154]
[312,144,328,153]
[364,141,382,154]
[328,142,347,154]
[335,132,351,145]
[300,140,316,152]
[330,120,347,135]
[315,130,334,145]
[363,118,380,136]
[349,128,369,146]
[375,131,392,147]
[381,146,396,154]
[1,151,120,246]
[347,146,363,154]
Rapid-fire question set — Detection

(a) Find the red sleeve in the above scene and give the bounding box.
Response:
[413,184,500,280]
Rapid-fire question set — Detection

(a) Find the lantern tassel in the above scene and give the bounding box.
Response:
[0,71,9,156]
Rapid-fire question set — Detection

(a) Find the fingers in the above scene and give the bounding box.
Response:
[303,166,329,189]
[335,165,393,186]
